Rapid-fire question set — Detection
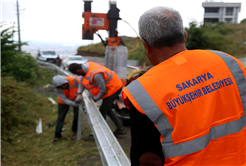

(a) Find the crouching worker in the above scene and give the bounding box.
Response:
[68,62,126,139]
[52,75,82,144]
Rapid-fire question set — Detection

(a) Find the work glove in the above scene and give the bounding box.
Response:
[75,94,83,104]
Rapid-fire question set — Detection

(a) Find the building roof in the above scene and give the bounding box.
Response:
[202,2,241,8]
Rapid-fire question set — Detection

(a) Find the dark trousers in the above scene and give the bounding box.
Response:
[99,88,123,130]
[54,103,78,138]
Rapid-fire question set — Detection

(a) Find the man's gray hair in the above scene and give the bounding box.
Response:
[139,6,185,48]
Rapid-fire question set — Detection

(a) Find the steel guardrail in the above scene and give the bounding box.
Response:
[36,60,130,166]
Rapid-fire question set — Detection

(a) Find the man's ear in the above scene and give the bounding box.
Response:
[141,38,150,54]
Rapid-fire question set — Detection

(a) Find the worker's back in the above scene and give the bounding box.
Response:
[54,76,80,104]
[122,50,246,165]
[82,62,123,99]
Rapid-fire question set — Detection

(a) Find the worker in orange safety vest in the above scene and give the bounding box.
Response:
[52,75,81,144]
[68,61,126,139]
[122,6,246,166]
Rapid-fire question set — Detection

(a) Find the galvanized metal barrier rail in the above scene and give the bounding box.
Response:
[37,60,130,166]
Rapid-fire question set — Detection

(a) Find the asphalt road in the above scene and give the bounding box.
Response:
[106,116,131,158]
[95,100,131,159]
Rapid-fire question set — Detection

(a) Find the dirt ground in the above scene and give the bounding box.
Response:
[43,86,131,163]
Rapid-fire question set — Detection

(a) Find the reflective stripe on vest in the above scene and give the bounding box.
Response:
[85,69,113,90]
[83,62,122,99]
[210,50,246,110]
[70,77,79,89]
[126,50,246,158]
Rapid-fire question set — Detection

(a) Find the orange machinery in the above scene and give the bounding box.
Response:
[82,0,128,86]
[82,0,121,46]
[81,1,149,124]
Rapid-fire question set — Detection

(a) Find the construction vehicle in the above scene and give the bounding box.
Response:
[82,0,149,125]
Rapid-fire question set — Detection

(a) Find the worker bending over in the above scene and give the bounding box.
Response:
[122,6,246,166]
[52,75,81,144]
[68,62,126,138]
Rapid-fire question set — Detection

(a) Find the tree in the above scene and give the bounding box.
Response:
[1,26,38,84]
[185,22,233,53]
[185,22,209,49]
[240,18,246,24]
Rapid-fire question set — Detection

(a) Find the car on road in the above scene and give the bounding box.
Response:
[61,55,87,70]
[37,49,58,63]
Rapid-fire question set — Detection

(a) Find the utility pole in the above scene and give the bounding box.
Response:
[16,0,21,52]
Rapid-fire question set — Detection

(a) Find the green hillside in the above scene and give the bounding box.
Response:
[77,36,149,65]
[77,22,246,66]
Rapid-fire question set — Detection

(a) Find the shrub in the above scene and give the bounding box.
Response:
[1,26,38,84]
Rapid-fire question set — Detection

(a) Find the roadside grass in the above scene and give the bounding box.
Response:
[1,67,102,166]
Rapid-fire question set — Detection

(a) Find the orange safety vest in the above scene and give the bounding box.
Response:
[122,50,246,165]
[58,76,80,104]
[82,62,123,99]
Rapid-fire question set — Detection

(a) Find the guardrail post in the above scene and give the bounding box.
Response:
[76,101,84,141]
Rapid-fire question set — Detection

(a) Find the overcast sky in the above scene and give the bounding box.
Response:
[1,0,245,46]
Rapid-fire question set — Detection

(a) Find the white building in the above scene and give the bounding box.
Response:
[202,1,241,24]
